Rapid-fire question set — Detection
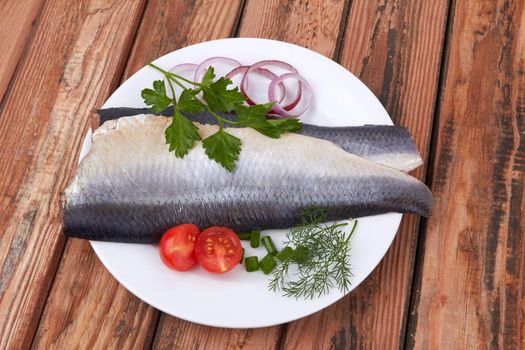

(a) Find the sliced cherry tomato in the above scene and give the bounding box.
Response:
[159,224,200,271]
[195,226,243,274]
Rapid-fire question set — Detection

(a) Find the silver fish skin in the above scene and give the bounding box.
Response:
[98,107,423,172]
[62,115,433,243]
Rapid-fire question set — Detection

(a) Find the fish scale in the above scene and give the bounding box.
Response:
[62,115,432,243]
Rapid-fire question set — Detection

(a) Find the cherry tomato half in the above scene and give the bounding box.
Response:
[195,226,243,274]
[159,224,200,271]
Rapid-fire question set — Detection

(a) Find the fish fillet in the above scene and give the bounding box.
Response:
[98,107,423,172]
[62,115,432,243]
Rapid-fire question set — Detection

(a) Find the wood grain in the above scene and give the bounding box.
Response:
[0,0,146,348]
[239,0,347,58]
[407,0,525,348]
[0,0,44,103]
[33,1,243,349]
[151,0,348,349]
[153,320,281,350]
[32,240,157,349]
[124,0,244,77]
[282,0,449,349]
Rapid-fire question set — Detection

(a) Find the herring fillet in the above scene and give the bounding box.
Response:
[97,107,423,172]
[62,115,433,243]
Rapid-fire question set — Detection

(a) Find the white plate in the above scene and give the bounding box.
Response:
[85,38,401,328]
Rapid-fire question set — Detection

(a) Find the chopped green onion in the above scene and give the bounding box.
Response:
[259,254,277,275]
[245,256,259,272]
[292,245,309,264]
[240,248,245,264]
[276,246,294,261]
[236,232,251,240]
[250,229,261,248]
[262,236,278,256]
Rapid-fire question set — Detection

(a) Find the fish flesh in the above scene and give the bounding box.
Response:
[62,115,432,243]
[63,115,432,242]
[98,107,422,172]
[97,107,423,172]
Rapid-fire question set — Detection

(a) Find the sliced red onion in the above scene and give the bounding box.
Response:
[242,60,302,110]
[225,65,249,81]
[168,63,198,73]
[194,56,241,82]
[283,85,301,111]
[160,58,311,117]
[163,63,198,98]
[226,66,286,105]
[268,73,312,118]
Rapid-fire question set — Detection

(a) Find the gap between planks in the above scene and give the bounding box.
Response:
[403,0,455,348]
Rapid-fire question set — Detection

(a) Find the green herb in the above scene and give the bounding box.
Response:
[164,110,201,157]
[202,128,241,172]
[141,80,172,113]
[268,208,358,299]
[141,63,302,171]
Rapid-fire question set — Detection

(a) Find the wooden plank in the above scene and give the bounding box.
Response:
[0,0,146,348]
[32,1,244,349]
[151,0,348,349]
[239,0,348,58]
[281,0,450,349]
[407,0,525,348]
[153,319,281,350]
[0,0,44,103]
[31,240,157,349]
[124,0,244,77]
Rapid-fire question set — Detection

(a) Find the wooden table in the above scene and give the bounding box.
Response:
[0,0,523,349]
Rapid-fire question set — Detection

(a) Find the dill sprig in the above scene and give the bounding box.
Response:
[269,208,358,299]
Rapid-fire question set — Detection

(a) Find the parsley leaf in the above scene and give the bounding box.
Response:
[165,111,201,157]
[236,103,274,122]
[141,80,172,113]
[236,104,302,138]
[201,66,215,87]
[202,129,241,171]
[202,77,245,112]
[267,118,303,133]
[178,89,204,114]
[235,104,280,138]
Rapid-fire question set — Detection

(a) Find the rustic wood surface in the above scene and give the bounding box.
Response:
[282,0,450,347]
[0,0,146,348]
[0,0,44,102]
[0,0,522,349]
[407,0,525,349]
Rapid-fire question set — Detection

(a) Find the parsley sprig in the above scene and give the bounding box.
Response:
[141,63,302,171]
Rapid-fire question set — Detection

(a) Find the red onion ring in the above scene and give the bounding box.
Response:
[194,56,241,82]
[268,73,312,117]
[160,58,311,117]
[226,66,286,105]
[241,60,302,110]
[168,63,198,73]
[164,63,198,97]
